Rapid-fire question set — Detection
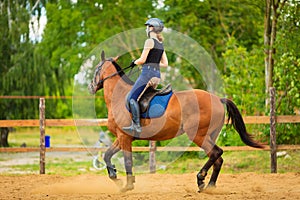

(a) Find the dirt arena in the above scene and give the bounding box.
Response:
[1,172,299,200]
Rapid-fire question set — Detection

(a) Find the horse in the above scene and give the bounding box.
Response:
[88,51,264,193]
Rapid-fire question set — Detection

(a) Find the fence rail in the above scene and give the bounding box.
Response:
[0,119,108,127]
[1,115,299,154]
[1,145,300,153]
[1,115,300,127]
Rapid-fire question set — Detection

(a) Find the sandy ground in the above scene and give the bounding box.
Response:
[0,172,299,200]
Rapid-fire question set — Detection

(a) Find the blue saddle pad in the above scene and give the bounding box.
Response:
[141,91,173,119]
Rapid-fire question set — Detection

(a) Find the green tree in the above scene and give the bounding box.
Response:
[36,0,155,119]
[273,0,300,113]
[158,0,264,89]
[264,0,289,107]
[0,0,46,146]
[0,0,155,146]
[222,37,265,115]
[1,0,298,146]
[272,0,300,144]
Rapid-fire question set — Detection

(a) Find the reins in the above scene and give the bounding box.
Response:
[95,59,136,88]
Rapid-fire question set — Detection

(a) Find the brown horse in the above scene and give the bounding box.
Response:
[88,51,264,193]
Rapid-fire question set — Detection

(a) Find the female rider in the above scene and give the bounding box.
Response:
[123,18,168,135]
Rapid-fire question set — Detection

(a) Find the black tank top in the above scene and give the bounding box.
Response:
[145,39,164,64]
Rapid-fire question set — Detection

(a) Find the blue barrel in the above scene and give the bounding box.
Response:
[45,135,51,148]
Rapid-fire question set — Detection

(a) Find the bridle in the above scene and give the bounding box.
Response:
[93,58,135,89]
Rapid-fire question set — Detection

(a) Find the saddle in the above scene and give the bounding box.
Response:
[138,84,172,113]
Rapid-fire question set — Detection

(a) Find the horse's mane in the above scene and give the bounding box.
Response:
[110,59,134,86]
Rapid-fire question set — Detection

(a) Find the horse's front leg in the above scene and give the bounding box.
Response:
[120,135,135,192]
[104,139,121,179]
[104,139,124,189]
[121,150,135,192]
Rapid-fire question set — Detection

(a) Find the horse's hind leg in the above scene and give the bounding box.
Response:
[207,156,223,187]
[207,123,224,188]
[197,145,223,192]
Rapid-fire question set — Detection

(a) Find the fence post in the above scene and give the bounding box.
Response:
[149,141,156,173]
[39,98,46,174]
[269,87,277,173]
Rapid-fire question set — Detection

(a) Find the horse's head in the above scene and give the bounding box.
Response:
[88,51,119,94]
[88,51,106,94]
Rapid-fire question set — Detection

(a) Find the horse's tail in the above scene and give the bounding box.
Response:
[220,98,264,148]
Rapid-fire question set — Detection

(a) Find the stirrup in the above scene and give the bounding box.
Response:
[122,121,142,134]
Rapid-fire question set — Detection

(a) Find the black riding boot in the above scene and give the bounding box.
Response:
[123,99,142,135]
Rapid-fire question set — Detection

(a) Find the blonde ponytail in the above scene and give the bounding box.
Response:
[157,33,164,42]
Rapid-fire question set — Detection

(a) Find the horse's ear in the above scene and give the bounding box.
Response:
[113,56,120,61]
[101,51,105,61]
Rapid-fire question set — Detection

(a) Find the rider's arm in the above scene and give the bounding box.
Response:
[159,51,168,68]
[134,39,154,65]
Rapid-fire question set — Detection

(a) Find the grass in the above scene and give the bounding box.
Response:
[2,149,299,176]
[155,150,300,174]
[8,127,100,147]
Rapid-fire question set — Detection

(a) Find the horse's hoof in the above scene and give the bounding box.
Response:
[109,174,117,179]
[206,183,216,189]
[120,184,134,193]
[197,183,205,193]
[107,165,117,179]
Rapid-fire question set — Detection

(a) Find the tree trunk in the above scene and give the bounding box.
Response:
[264,0,287,109]
[264,0,272,108]
[0,127,9,147]
[268,4,277,91]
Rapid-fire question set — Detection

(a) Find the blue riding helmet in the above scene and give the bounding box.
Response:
[145,18,164,33]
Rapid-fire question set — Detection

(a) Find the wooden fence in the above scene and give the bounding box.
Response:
[1,116,299,154]
[1,89,300,174]
[1,112,300,173]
